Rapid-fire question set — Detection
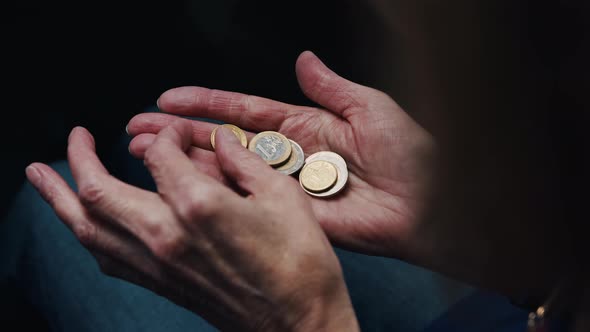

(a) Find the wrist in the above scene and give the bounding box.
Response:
[292,290,359,332]
[258,277,359,332]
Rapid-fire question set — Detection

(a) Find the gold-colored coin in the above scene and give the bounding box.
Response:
[302,151,349,198]
[248,131,292,167]
[299,160,338,193]
[210,124,248,149]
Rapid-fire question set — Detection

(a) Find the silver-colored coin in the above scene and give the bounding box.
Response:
[248,131,292,166]
[302,151,348,197]
[305,151,347,170]
[275,140,305,175]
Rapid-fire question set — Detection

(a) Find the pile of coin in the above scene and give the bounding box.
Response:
[299,151,348,197]
[210,124,348,198]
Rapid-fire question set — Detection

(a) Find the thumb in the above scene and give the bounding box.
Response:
[214,126,277,194]
[295,50,368,117]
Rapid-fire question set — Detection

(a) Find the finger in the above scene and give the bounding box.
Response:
[144,118,240,220]
[186,147,229,184]
[215,126,288,195]
[128,133,156,158]
[128,133,229,184]
[295,50,375,118]
[66,127,181,253]
[156,86,311,132]
[127,112,221,150]
[25,162,99,247]
[126,112,256,150]
[24,163,147,260]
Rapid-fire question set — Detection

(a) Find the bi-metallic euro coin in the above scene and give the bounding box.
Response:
[248,131,292,167]
[299,160,338,193]
[275,139,305,175]
[302,151,348,197]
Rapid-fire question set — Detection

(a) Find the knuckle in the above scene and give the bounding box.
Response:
[78,180,105,207]
[174,198,200,222]
[143,215,172,244]
[143,139,172,169]
[150,229,188,262]
[143,143,162,169]
[175,191,220,222]
[74,223,97,248]
[38,181,58,206]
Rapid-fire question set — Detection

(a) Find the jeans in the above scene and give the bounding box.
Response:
[1,132,495,332]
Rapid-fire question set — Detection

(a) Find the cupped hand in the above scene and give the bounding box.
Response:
[127,51,436,259]
[26,120,358,332]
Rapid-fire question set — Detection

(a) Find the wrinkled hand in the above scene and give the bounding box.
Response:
[26,120,358,332]
[127,51,436,259]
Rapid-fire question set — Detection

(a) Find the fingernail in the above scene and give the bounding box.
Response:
[217,126,238,143]
[25,165,41,186]
[156,98,161,110]
[125,124,130,135]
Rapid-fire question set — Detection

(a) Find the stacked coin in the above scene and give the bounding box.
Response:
[210,124,347,198]
[299,151,348,197]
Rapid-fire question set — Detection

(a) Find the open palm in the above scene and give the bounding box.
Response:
[127,51,435,258]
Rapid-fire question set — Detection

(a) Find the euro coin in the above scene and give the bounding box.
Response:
[299,160,338,193]
[275,139,305,175]
[303,151,348,197]
[248,131,292,166]
[210,124,248,149]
